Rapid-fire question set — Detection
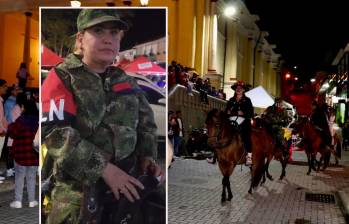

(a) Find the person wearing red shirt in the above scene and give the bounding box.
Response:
[8,100,39,208]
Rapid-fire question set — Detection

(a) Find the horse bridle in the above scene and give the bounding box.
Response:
[207,120,234,149]
[207,121,222,144]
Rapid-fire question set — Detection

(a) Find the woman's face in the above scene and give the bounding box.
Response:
[78,22,123,68]
[235,86,244,95]
[0,84,7,95]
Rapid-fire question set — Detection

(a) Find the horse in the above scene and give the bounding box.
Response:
[205,109,288,202]
[252,117,289,184]
[292,117,332,175]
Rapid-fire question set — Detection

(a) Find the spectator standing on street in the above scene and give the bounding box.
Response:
[0,79,8,183]
[16,62,30,90]
[175,110,184,156]
[9,100,39,208]
[3,85,23,177]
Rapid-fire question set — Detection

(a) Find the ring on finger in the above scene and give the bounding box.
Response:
[119,187,126,193]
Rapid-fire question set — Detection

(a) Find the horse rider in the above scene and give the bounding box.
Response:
[263,97,291,156]
[225,81,254,165]
[310,100,332,148]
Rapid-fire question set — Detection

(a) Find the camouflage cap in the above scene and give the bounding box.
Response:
[77,9,128,32]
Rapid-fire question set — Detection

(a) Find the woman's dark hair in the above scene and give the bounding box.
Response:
[0,79,6,87]
[20,62,26,69]
[16,92,27,108]
[22,100,38,116]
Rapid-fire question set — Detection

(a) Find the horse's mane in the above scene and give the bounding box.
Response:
[206,109,239,140]
[206,109,231,127]
[206,108,219,124]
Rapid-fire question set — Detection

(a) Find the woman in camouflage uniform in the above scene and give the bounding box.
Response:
[263,97,291,156]
[41,9,163,223]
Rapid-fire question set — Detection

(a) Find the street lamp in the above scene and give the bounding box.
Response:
[224,6,237,18]
[222,5,239,92]
[70,1,81,7]
[140,0,149,6]
[223,20,228,92]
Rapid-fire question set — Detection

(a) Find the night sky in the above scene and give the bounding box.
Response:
[120,9,166,51]
[244,0,349,81]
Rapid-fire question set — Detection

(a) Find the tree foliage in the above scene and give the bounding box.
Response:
[41,9,80,57]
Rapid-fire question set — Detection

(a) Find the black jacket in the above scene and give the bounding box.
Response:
[225,95,254,121]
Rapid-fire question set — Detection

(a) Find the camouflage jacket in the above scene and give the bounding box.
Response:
[263,105,290,127]
[41,54,157,186]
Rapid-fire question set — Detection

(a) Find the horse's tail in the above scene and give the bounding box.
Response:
[252,154,266,188]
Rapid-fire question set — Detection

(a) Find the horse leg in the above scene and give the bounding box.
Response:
[323,151,331,170]
[262,160,273,183]
[248,182,253,194]
[279,158,286,180]
[311,154,318,171]
[335,154,339,165]
[226,176,233,201]
[265,159,274,181]
[318,155,323,171]
[248,169,253,194]
[331,148,339,165]
[323,157,329,170]
[261,170,266,185]
[307,153,312,175]
[221,176,227,203]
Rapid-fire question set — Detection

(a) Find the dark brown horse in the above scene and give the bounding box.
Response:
[292,117,332,175]
[205,109,288,202]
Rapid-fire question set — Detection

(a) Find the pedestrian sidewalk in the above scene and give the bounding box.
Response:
[291,148,349,223]
[331,149,349,223]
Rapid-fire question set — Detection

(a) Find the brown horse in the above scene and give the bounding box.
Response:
[205,109,288,202]
[251,123,288,187]
[292,117,332,175]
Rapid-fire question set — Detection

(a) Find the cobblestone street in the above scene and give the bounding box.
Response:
[168,151,349,224]
[0,160,39,224]
[0,188,39,224]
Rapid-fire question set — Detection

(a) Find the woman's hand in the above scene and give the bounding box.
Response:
[102,162,144,203]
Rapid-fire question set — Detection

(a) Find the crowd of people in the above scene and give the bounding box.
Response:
[0,76,39,209]
[168,61,226,102]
